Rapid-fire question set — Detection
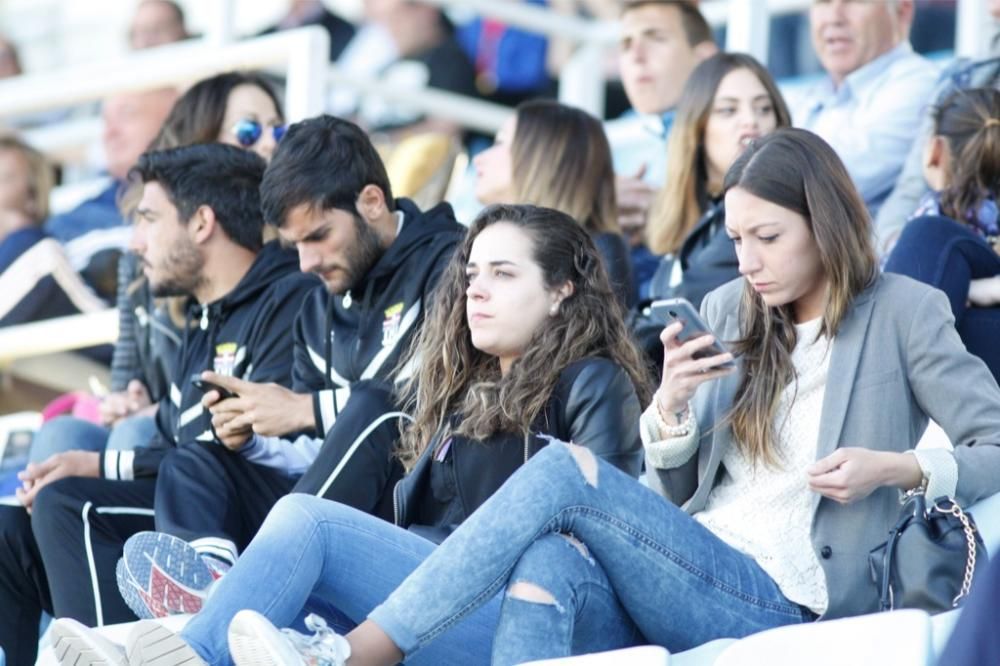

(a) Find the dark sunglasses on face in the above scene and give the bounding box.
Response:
[231,119,286,148]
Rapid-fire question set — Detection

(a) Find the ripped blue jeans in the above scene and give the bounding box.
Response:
[180,492,639,666]
[370,442,815,664]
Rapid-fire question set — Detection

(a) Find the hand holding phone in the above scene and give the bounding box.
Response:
[650,298,734,367]
[651,298,735,420]
[190,374,238,401]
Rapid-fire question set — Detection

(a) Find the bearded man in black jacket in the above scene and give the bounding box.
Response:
[112,115,466,620]
[0,144,317,665]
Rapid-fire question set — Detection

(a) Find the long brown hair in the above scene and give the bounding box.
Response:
[723,128,878,465]
[932,88,1000,223]
[647,53,791,255]
[510,100,618,235]
[396,204,652,469]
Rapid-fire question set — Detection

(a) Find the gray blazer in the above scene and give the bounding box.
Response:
[646,273,1000,619]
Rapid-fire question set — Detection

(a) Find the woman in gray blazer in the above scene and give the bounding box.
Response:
[163,129,1000,666]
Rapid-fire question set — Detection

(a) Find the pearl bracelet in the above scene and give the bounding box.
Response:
[653,392,695,438]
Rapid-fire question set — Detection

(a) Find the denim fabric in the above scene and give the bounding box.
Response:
[493,533,643,665]
[179,495,501,666]
[370,443,813,662]
[28,414,154,464]
[28,417,109,464]
[885,215,1000,380]
[105,414,157,452]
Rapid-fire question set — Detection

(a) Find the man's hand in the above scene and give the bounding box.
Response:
[99,380,153,426]
[200,372,315,439]
[208,399,256,451]
[16,451,101,512]
[615,164,658,243]
[807,448,922,504]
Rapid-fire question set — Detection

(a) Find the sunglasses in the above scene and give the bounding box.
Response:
[231,119,286,148]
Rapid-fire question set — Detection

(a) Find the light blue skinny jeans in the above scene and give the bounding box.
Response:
[183,442,813,665]
[368,442,816,664]
[180,495,638,665]
[28,414,154,463]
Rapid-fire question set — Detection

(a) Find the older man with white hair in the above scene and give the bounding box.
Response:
[794,0,938,216]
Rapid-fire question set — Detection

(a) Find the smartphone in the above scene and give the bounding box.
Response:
[650,298,735,367]
[190,374,238,400]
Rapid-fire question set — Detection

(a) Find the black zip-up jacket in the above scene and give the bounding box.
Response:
[394,357,644,544]
[294,198,463,437]
[99,241,319,480]
[650,199,738,311]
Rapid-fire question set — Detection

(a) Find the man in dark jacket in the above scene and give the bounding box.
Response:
[0,144,315,665]
[115,115,465,619]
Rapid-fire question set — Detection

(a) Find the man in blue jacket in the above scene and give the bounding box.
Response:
[0,144,315,666]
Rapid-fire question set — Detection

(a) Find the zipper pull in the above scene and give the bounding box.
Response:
[200,307,209,330]
[343,290,352,309]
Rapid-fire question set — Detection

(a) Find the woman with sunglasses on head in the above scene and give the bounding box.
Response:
[52,203,651,666]
[155,71,286,162]
[473,99,635,307]
[200,128,1000,666]
[885,88,1000,381]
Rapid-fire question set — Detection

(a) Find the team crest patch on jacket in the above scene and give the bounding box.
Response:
[214,342,237,376]
[382,303,404,347]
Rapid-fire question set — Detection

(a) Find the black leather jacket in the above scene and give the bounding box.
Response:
[393,357,644,543]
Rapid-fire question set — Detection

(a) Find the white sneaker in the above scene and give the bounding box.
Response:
[125,619,206,666]
[228,610,351,666]
[50,618,127,666]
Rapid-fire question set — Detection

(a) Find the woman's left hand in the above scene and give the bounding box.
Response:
[806,448,922,504]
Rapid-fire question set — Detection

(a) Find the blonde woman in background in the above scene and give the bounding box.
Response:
[474,99,636,306]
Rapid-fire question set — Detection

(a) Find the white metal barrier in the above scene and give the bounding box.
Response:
[0,26,331,123]
[5,0,996,158]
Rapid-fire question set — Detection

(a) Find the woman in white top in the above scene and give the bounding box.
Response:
[182,128,1000,666]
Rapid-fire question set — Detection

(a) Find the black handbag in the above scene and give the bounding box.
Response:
[868,490,988,612]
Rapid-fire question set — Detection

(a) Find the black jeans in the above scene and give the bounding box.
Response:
[0,479,156,665]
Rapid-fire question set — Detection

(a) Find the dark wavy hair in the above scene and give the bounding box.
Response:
[396,204,653,468]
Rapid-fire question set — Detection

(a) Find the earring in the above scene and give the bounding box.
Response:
[550,304,559,316]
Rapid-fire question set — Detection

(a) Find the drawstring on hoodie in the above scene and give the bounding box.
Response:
[323,294,335,392]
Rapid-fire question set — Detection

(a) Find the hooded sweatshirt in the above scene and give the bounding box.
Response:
[240,198,464,473]
[100,241,319,480]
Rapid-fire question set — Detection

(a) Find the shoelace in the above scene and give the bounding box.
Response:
[279,614,352,666]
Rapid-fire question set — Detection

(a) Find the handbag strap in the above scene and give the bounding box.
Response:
[879,512,909,611]
[930,499,980,607]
